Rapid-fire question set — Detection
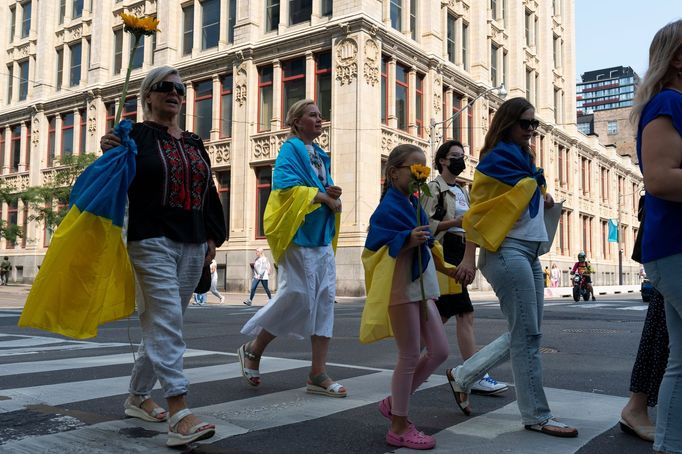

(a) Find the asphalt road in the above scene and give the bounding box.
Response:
[0,293,657,453]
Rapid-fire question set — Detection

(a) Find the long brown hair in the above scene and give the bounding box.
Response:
[381,144,424,199]
[480,97,535,159]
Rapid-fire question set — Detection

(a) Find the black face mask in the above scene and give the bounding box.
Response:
[447,157,466,175]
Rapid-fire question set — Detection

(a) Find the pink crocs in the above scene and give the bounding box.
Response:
[386,425,436,450]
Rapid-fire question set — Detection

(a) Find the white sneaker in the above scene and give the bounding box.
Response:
[243,299,252,306]
[470,374,508,395]
[219,295,225,304]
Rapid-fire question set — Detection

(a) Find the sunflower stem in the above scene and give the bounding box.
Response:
[114,34,141,126]
[415,188,428,322]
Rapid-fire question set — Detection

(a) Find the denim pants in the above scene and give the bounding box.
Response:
[249,278,272,300]
[479,237,553,425]
[645,253,682,454]
[127,237,206,398]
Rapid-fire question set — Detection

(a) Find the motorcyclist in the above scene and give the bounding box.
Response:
[570,252,596,301]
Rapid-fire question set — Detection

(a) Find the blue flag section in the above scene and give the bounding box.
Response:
[608,219,619,243]
[19,120,138,339]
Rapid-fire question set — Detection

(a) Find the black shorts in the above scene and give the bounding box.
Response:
[435,232,474,319]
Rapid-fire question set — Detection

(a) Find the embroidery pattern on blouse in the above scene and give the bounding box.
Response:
[157,136,209,210]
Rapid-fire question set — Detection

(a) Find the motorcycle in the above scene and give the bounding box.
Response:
[572,273,590,302]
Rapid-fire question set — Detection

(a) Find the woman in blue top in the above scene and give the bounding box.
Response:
[238,99,347,398]
[631,20,682,454]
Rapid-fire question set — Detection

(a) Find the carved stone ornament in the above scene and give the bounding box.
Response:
[253,131,288,161]
[317,126,330,150]
[5,174,30,192]
[69,25,83,41]
[32,122,40,145]
[363,39,379,86]
[433,77,442,115]
[234,65,247,107]
[335,38,358,85]
[88,104,97,133]
[208,142,231,166]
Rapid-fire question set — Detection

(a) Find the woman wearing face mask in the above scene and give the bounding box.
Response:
[424,141,507,415]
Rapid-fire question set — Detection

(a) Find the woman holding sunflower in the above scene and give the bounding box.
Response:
[361,144,458,450]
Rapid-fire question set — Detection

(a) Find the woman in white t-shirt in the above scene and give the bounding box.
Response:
[243,248,272,306]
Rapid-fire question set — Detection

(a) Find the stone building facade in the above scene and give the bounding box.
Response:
[0,0,642,293]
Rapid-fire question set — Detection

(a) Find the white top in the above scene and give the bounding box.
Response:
[507,202,548,242]
[210,259,217,275]
[305,144,327,187]
[447,184,469,234]
[253,256,271,280]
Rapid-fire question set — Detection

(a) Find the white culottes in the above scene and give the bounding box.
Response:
[241,244,336,339]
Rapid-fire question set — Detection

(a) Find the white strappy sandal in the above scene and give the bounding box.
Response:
[123,394,168,422]
[166,408,215,447]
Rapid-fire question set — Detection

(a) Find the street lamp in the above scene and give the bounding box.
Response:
[429,84,507,160]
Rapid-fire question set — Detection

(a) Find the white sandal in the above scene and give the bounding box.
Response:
[238,343,261,386]
[166,408,216,447]
[306,372,347,398]
[123,394,168,422]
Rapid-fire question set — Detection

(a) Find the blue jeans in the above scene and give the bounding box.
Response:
[127,237,206,398]
[645,253,682,454]
[249,278,272,301]
[479,237,553,425]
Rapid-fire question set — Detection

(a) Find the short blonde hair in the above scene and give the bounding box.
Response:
[284,99,316,138]
[139,66,182,120]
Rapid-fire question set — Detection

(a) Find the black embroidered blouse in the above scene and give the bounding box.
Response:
[127,121,226,246]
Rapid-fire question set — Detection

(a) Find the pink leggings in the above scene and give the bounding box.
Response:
[389,300,449,417]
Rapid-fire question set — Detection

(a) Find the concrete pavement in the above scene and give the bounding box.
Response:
[0,282,643,310]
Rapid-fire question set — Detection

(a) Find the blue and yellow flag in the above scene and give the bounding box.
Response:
[463,141,546,252]
[360,187,460,344]
[19,121,137,339]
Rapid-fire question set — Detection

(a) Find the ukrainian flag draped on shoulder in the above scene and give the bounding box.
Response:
[263,137,339,264]
[463,141,546,252]
[360,187,460,344]
[19,120,137,339]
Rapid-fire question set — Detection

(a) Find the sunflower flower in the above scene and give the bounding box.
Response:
[410,163,431,182]
[408,161,433,320]
[114,13,161,124]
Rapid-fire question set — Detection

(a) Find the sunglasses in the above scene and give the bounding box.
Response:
[150,81,186,96]
[518,119,540,131]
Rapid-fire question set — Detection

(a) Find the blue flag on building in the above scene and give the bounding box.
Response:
[608,219,618,242]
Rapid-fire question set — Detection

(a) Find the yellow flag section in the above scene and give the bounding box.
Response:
[463,170,539,252]
[263,186,340,264]
[18,206,135,339]
[360,240,460,344]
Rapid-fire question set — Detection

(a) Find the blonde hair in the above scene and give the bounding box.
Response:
[285,99,316,138]
[140,66,182,120]
[480,97,535,159]
[381,144,424,199]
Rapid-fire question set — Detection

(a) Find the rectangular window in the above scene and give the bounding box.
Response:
[72,0,83,18]
[201,0,220,50]
[194,79,213,140]
[395,63,409,131]
[113,29,123,74]
[70,42,82,86]
[183,4,194,55]
[554,87,561,123]
[462,22,469,70]
[61,112,75,157]
[6,200,18,249]
[10,125,21,173]
[322,0,332,16]
[105,102,115,131]
[18,60,29,101]
[447,14,455,64]
[607,120,618,135]
[282,57,306,121]
[467,106,474,150]
[220,74,233,138]
[525,10,531,46]
[59,0,66,24]
[56,48,64,90]
[525,68,531,101]
[10,6,16,41]
[258,66,273,131]
[21,1,31,38]
[216,171,230,239]
[315,52,332,121]
[47,116,56,167]
[79,109,87,155]
[255,167,272,239]
[130,34,144,69]
[227,0,237,43]
[452,92,463,141]
[0,133,4,175]
[381,58,388,125]
[410,0,417,40]
[390,0,402,31]
[490,43,498,85]
[416,74,424,137]
[6,64,13,102]
[290,0,312,25]
[266,0,280,32]
[122,97,137,123]
[490,0,497,19]
[553,35,560,69]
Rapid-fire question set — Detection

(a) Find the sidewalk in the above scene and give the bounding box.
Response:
[0,283,642,310]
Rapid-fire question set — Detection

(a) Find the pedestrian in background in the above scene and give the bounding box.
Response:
[0,256,11,285]
[451,97,578,437]
[550,263,560,288]
[543,266,550,288]
[100,65,226,446]
[208,259,224,304]
[192,292,206,306]
[631,19,682,454]
[423,140,507,399]
[238,99,346,398]
[361,144,457,450]
[243,248,272,306]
